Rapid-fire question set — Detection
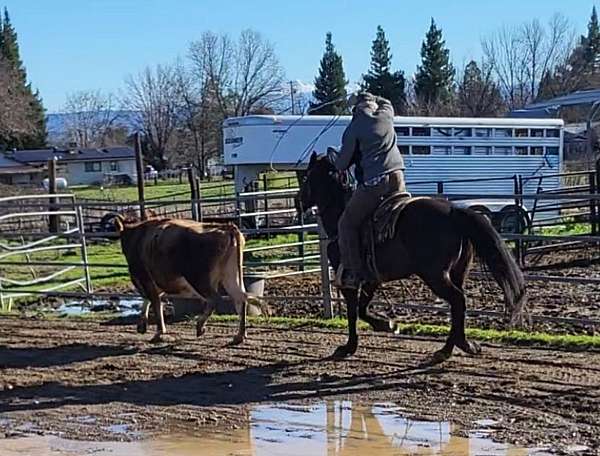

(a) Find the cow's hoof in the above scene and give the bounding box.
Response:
[229,334,245,346]
[136,321,148,334]
[331,344,356,359]
[150,333,165,344]
[456,339,481,356]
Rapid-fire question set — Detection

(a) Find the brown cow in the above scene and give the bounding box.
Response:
[115,217,251,344]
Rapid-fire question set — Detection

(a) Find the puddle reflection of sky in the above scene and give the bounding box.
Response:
[249,401,525,456]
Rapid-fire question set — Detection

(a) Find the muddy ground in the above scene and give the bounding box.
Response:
[0,316,599,454]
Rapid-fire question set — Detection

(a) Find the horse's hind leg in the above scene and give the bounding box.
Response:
[422,272,479,364]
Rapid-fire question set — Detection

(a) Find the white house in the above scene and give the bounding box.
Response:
[8,147,136,185]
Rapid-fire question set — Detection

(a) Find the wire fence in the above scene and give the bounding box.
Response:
[2,172,600,326]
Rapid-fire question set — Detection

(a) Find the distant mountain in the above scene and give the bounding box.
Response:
[45,110,139,146]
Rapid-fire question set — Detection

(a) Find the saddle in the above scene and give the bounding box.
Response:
[361,192,427,282]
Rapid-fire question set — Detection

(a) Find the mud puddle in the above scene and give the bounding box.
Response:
[57,298,142,316]
[0,401,552,455]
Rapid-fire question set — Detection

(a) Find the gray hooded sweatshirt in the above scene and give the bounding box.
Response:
[334,94,404,185]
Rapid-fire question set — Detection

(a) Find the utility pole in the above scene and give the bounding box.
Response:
[289,81,296,115]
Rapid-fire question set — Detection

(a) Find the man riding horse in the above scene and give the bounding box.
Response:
[335,92,406,289]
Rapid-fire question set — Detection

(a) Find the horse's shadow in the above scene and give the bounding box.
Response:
[0,355,440,414]
[0,343,139,369]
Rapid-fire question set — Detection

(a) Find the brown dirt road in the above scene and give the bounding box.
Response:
[0,316,599,454]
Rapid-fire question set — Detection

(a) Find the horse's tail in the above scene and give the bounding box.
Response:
[450,207,527,327]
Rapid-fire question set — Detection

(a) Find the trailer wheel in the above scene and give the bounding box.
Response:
[468,206,493,224]
[497,206,530,234]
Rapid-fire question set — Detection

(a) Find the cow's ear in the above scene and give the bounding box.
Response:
[309,151,317,166]
[114,214,125,233]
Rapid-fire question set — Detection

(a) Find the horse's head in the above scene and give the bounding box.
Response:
[298,151,350,217]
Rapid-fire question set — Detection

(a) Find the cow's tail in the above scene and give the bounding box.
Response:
[233,225,246,292]
[450,207,527,327]
[230,224,270,316]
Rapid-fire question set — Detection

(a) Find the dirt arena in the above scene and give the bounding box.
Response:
[0,316,599,453]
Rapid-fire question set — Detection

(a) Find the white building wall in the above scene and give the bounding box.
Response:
[61,159,136,185]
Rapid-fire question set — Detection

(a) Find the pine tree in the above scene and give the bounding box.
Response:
[0,8,46,148]
[310,33,347,115]
[457,60,504,116]
[362,26,406,114]
[414,19,455,112]
[583,6,600,75]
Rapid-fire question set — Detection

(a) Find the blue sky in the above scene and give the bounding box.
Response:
[3,0,594,112]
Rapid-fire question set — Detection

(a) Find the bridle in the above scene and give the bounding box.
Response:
[299,157,353,218]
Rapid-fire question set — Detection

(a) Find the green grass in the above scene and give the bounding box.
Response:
[538,222,590,236]
[70,171,297,203]
[71,180,234,202]
[208,315,600,350]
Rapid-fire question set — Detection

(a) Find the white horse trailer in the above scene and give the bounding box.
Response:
[223,115,564,228]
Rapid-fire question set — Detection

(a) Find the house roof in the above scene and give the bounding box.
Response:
[10,147,135,164]
[523,89,600,111]
[0,155,44,174]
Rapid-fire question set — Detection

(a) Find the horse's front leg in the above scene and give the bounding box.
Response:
[356,283,394,332]
[332,289,359,358]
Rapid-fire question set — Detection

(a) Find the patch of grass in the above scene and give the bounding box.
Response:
[209,315,600,350]
[71,180,234,202]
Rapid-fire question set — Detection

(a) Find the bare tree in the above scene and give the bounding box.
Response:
[457,60,506,117]
[62,90,121,148]
[189,29,285,117]
[482,14,574,110]
[123,64,180,169]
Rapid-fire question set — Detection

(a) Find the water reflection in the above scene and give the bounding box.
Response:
[0,401,547,456]
[144,402,538,456]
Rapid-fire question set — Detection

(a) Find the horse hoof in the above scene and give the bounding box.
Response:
[331,344,356,359]
[136,321,147,334]
[229,334,245,346]
[196,326,206,338]
[425,349,452,366]
[457,340,481,356]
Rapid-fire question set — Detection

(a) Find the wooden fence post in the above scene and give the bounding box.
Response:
[187,167,198,221]
[317,217,333,319]
[134,133,146,221]
[47,158,59,233]
[195,175,203,222]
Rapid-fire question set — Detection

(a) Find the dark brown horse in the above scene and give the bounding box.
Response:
[299,152,526,364]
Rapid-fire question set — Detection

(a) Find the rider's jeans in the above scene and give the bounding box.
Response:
[337,170,406,276]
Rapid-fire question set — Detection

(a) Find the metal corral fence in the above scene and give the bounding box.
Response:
[2,179,600,326]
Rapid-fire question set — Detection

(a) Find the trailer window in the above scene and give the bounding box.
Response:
[412,127,430,136]
[453,128,472,137]
[546,147,559,155]
[546,129,560,138]
[399,145,410,155]
[515,128,528,137]
[453,146,472,155]
[432,146,451,155]
[516,146,528,155]
[531,128,544,137]
[412,146,430,155]
[474,128,491,137]
[530,146,544,155]
[432,127,452,137]
[494,146,512,155]
[494,128,513,137]
[394,126,410,136]
[473,146,492,155]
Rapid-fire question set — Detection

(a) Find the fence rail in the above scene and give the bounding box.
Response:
[3,172,600,326]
